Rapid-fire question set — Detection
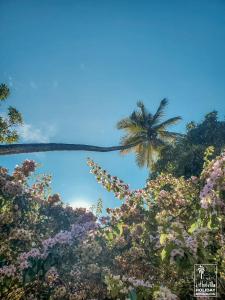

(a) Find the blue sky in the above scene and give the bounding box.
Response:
[1,0,225,211]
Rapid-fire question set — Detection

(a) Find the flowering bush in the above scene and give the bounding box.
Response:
[0,160,98,299]
[0,151,225,299]
[86,151,225,299]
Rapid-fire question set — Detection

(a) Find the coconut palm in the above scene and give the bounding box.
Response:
[117,99,182,168]
[0,99,182,162]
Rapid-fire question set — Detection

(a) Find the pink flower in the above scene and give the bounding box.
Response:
[21,160,37,176]
[2,181,23,197]
[18,261,30,270]
[0,265,16,278]
[42,237,56,249]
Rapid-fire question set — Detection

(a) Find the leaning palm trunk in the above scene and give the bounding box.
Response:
[0,142,139,155]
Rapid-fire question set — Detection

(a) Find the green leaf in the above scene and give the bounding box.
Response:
[188,222,199,233]
[161,248,167,261]
[105,231,114,241]
[106,183,111,191]
[207,218,212,229]
[115,222,123,235]
[160,233,167,245]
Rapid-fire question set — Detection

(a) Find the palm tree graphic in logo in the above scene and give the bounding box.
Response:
[198,265,205,279]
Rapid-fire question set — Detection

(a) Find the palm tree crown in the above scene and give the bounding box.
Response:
[117,99,182,168]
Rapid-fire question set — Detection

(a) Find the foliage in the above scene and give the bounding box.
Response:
[0,161,98,299]
[87,153,225,299]
[0,151,225,299]
[90,197,103,217]
[0,83,23,143]
[117,99,182,169]
[151,111,225,178]
[0,84,10,101]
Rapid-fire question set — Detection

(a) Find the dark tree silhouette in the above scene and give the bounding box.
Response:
[150,111,225,178]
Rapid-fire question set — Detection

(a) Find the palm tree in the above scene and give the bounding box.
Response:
[197,265,205,279]
[0,99,182,161]
[117,99,182,168]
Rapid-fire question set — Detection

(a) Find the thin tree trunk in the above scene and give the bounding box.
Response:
[0,143,137,155]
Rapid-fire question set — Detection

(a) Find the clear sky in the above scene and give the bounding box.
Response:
[1,0,225,211]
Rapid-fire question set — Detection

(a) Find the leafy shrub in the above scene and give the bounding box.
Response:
[0,151,225,299]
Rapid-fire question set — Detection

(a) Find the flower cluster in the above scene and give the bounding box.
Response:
[0,265,16,278]
[88,154,224,298]
[122,275,153,288]
[87,158,131,200]
[0,152,225,299]
[0,161,101,299]
[1,220,97,277]
[13,159,37,180]
[200,152,225,209]
[2,180,23,197]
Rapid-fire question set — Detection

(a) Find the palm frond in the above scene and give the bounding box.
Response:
[117,118,134,129]
[154,116,182,130]
[120,133,147,154]
[146,144,161,168]
[145,144,156,168]
[158,131,184,143]
[151,98,168,125]
[137,101,148,119]
[130,110,143,125]
[135,143,160,169]
[120,133,145,146]
[135,145,146,168]
[117,118,143,134]
[146,145,151,168]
